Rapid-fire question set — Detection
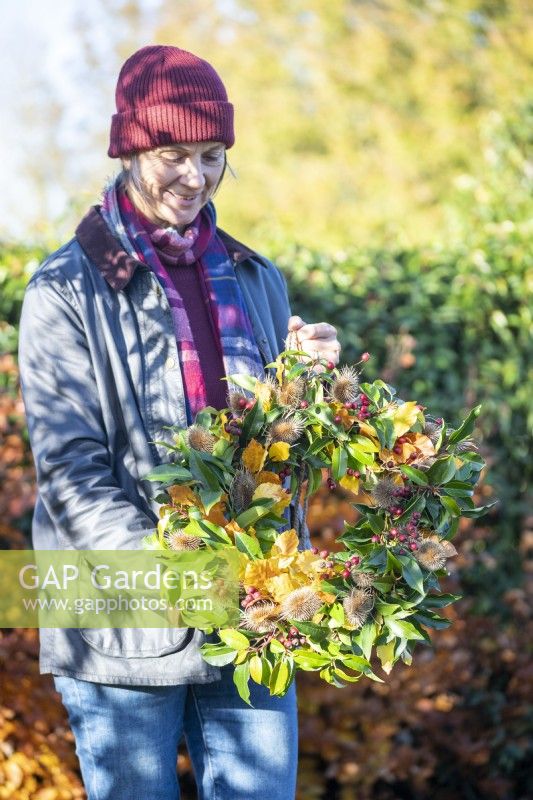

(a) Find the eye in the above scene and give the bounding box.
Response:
[158,151,186,163]
[203,153,224,164]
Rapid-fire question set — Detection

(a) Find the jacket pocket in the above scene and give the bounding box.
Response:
[80,626,193,658]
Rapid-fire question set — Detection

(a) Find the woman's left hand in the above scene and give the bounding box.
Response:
[287,315,341,366]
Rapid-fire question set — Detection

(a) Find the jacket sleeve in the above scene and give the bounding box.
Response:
[18,273,157,550]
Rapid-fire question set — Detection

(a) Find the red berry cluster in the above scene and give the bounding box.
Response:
[311,547,335,572]
[280,626,307,649]
[386,511,422,554]
[240,586,262,609]
[357,394,372,421]
[278,465,292,480]
[327,476,337,491]
[389,484,413,517]
[225,398,257,436]
[393,435,409,454]
[339,395,372,422]
[341,554,361,579]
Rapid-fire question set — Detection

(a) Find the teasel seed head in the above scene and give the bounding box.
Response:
[414,541,446,571]
[254,374,280,408]
[269,415,305,444]
[280,587,323,621]
[165,531,202,551]
[426,535,457,558]
[423,421,442,445]
[416,456,437,469]
[454,439,479,454]
[279,378,305,408]
[230,469,256,513]
[227,391,249,415]
[186,425,215,453]
[331,366,360,404]
[241,600,279,633]
[343,588,374,628]
[414,537,455,571]
[371,477,398,509]
[351,571,375,589]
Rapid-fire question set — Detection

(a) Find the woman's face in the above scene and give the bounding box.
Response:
[123,141,226,231]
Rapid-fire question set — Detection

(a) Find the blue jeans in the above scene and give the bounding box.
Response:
[54,666,298,800]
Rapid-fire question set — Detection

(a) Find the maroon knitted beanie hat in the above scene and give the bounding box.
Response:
[108,45,234,158]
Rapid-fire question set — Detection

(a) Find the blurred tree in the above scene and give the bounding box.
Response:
[154,0,532,248]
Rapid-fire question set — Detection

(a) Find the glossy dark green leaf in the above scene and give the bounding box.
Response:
[397,555,425,594]
[144,464,193,484]
[332,445,348,479]
[447,405,481,445]
[188,449,220,491]
[399,464,429,485]
[427,456,457,486]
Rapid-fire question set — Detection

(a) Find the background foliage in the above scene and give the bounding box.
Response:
[1,0,531,797]
[2,0,532,249]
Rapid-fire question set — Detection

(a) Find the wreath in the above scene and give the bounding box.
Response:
[142,346,492,704]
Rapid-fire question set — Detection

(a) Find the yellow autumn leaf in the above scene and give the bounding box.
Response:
[358,421,379,440]
[249,654,264,684]
[235,550,251,581]
[242,438,267,473]
[317,590,337,604]
[268,441,291,462]
[158,504,174,517]
[168,485,200,507]
[255,381,275,411]
[339,474,360,495]
[391,401,422,438]
[380,443,417,465]
[206,501,227,527]
[408,433,436,458]
[225,519,247,542]
[218,412,232,441]
[351,490,375,506]
[256,470,281,485]
[270,529,299,557]
[266,573,302,602]
[157,511,172,541]
[295,550,324,575]
[252,483,292,513]
[244,558,279,590]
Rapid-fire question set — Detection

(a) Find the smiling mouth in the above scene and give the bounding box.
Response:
[165,190,200,200]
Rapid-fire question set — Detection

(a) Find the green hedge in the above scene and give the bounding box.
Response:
[274,224,531,591]
[0,244,47,393]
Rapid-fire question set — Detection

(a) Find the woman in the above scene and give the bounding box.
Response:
[18,45,340,800]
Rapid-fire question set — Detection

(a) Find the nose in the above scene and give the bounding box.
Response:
[179,155,206,190]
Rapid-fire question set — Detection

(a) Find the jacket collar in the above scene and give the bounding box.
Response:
[75,205,263,292]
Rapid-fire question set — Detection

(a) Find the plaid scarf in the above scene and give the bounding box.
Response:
[101,176,264,422]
